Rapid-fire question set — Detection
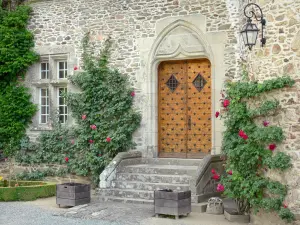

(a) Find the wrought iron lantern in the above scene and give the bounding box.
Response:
[241,3,266,50]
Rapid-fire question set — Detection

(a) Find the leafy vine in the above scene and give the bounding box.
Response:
[17,34,141,185]
[219,76,295,222]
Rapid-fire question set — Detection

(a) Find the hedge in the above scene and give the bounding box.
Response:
[0,181,56,201]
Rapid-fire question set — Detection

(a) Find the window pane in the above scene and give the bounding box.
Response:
[59,106,64,114]
[65,106,68,114]
[41,71,46,79]
[41,115,46,124]
[41,89,47,96]
[41,106,46,114]
[46,107,50,114]
[41,63,46,70]
[59,62,64,70]
[59,115,65,123]
[59,71,65,79]
[41,98,47,105]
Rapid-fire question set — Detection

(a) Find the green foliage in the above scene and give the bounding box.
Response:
[0,84,37,154]
[0,181,56,201]
[0,3,37,162]
[221,76,295,222]
[0,5,39,84]
[16,168,69,181]
[17,34,141,185]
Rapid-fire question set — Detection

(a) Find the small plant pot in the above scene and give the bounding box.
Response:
[56,183,90,207]
[224,209,250,223]
[154,189,191,219]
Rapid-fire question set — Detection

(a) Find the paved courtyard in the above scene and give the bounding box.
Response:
[0,196,249,225]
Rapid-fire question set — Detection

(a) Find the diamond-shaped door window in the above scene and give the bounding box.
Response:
[166,74,179,92]
[193,73,207,92]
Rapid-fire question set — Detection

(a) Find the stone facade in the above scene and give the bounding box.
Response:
[20,0,300,222]
[238,0,300,224]
[25,0,241,156]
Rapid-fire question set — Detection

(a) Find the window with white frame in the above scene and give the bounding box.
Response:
[58,87,68,124]
[58,61,68,79]
[40,62,49,79]
[40,88,50,124]
[30,54,70,127]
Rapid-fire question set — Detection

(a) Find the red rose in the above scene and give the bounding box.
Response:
[211,169,216,174]
[212,174,220,180]
[65,157,69,163]
[217,183,224,192]
[263,121,269,127]
[131,92,135,97]
[269,144,276,151]
[215,111,220,118]
[223,99,230,108]
[239,130,245,138]
[89,140,94,144]
[227,170,232,175]
[238,130,248,140]
[74,66,78,71]
[90,124,97,130]
[71,139,75,145]
[82,114,87,120]
[283,203,288,208]
[106,137,111,142]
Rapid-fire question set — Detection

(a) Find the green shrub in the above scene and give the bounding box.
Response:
[16,34,141,185]
[0,181,56,201]
[220,76,295,222]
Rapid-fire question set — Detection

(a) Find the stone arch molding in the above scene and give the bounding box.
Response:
[150,19,213,62]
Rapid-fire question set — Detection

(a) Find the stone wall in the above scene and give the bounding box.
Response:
[238,0,300,224]
[25,0,240,154]
[0,161,90,184]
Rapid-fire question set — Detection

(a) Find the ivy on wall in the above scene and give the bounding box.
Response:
[219,76,295,222]
[17,34,141,185]
[0,3,38,158]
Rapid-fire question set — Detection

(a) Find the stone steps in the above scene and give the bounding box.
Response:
[141,158,202,166]
[111,181,191,192]
[116,172,193,184]
[98,196,153,205]
[98,188,199,202]
[98,158,202,204]
[117,164,198,176]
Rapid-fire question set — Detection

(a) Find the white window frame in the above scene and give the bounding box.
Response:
[39,88,50,124]
[40,62,49,79]
[57,61,68,79]
[57,87,68,124]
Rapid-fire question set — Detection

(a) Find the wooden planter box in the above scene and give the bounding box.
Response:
[154,190,191,219]
[56,183,90,207]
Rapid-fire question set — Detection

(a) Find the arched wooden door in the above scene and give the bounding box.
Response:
[158,59,212,159]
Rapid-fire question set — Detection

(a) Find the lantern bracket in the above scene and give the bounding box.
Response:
[243,3,266,49]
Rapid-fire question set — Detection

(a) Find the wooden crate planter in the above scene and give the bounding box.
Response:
[154,190,191,219]
[56,183,90,207]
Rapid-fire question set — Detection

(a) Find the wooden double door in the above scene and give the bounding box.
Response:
[158,59,212,159]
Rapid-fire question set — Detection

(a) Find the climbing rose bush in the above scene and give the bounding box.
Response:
[218,76,295,222]
[16,34,141,185]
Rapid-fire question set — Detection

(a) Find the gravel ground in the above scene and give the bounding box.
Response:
[0,202,125,225]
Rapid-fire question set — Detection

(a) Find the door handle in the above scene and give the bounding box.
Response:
[188,116,192,130]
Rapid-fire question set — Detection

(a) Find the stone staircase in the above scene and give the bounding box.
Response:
[98,158,202,204]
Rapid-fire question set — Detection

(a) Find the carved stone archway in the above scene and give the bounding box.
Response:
[138,15,227,158]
